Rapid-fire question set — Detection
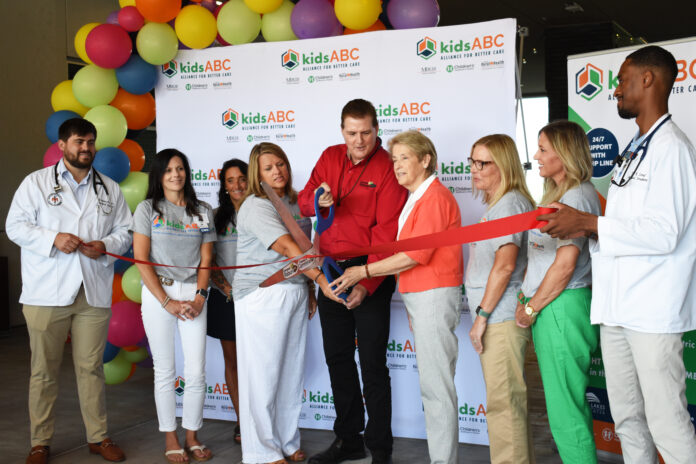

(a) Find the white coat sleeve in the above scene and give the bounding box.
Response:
[5,176,59,257]
[99,187,133,266]
[597,137,696,257]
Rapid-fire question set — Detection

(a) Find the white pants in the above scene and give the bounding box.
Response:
[600,325,696,464]
[236,283,308,464]
[141,281,207,432]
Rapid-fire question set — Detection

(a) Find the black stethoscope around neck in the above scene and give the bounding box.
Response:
[611,115,671,187]
[53,160,109,197]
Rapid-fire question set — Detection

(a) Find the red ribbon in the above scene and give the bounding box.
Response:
[97,207,555,270]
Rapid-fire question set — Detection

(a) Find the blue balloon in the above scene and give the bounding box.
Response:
[45,111,81,143]
[103,341,120,363]
[94,147,130,183]
[114,247,134,274]
[115,55,158,95]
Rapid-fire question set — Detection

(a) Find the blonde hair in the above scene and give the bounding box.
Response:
[538,121,593,205]
[387,130,437,175]
[470,134,535,208]
[244,143,297,204]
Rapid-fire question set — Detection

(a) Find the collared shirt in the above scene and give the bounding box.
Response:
[591,114,696,333]
[298,141,407,294]
[58,159,92,208]
[398,173,436,236]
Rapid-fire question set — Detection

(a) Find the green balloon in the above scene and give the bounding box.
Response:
[84,105,128,150]
[119,171,149,212]
[261,0,298,42]
[136,22,179,66]
[121,347,148,363]
[217,0,261,45]
[104,351,133,385]
[121,265,143,303]
[72,65,119,108]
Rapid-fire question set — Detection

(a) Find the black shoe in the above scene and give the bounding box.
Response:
[370,450,392,464]
[308,437,366,464]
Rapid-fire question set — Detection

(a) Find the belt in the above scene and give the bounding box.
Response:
[335,256,367,270]
[158,275,174,286]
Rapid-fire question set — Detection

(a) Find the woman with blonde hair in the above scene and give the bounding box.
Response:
[233,143,342,464]
[515,121,600,463]
[465,134,536,463]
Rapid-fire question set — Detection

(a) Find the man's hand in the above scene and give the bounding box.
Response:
[345,284,368,310]
[515,302,533,328]
[78,240,106,259]
[54,233,81,254]
[538,202,598,239]
[315,182,334,208]
[469,316,488,354]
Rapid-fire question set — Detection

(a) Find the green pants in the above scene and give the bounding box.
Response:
[531,287,598,464]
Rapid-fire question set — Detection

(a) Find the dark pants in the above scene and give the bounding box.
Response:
[317,258,395,455]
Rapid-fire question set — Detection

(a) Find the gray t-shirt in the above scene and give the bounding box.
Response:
[233,194,312,300]
[521,181,601,296]
[213,208,238,289]
[132,199,216,283]
[465,190,533,324]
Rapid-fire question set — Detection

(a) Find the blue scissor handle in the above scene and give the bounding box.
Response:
[314,187,335,235]
[322,256,348,301]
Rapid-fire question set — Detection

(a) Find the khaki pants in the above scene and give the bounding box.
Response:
[479,319,535,464]
[23,286,110,446]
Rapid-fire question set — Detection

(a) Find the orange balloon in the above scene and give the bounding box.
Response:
[110,88,156,130]
[122,345,140,352]
[343,19,386,35]
[136,0,181,23]
[119,139,146,171]
[112,274,126,302]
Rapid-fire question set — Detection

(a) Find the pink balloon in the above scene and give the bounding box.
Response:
[108,300,145,347]
[43,142,63,167]
[85,24,133,69]
[118,6,145,32]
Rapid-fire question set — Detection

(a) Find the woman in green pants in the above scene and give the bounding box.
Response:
[515,120,601,463]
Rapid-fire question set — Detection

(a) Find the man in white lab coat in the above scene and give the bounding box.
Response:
[6,118,132,464]
[538,46,696,463]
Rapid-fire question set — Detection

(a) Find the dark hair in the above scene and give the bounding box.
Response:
[58,118,96,141]
[146,149,202,219]
[214,158,248,234]
[626,45,679,88]
[341,98,378,128]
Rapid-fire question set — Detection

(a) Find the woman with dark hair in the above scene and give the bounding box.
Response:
[133,149,215,463]
[207,158,248,444]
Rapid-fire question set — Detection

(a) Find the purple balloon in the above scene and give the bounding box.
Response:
[106,9,120,25]
[291,0,339,39]
[330,19,344,36]
[387,0,440,30]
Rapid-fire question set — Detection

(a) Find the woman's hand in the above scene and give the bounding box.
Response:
[515,302,533,328]
[308,289,318,319]
[469,316,488,354]
[330,265,365,295]
[164,299,190,321]
[317,274,346,306]
[181,295,205,319]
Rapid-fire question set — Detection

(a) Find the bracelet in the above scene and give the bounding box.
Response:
[517,290,526,305]
[313,269,322,283]
[365,264,371,279]
[161,296,171,309]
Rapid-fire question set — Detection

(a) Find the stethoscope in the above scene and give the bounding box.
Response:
[52,161,113,215]
[611,115,671,187]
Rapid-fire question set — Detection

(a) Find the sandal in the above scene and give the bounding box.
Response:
[285,449,306,462]
[164,449,188,463]
[234,424,241,444]
[184,444,212,462]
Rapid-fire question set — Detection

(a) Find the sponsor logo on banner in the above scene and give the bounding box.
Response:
[161,58,233,80]
[446,64,475,72]
[480,60,504,69]
[276,133,296,141]
[437,161,472,195]
[286,77,300,85]
[162,60,177,77]
[222,109,240,129]
[420,66,437,74]
[576,63,604,101]
[458,401,487,427]
[174,376,185,396]
[212,81,232,90]
[281,49,300,70]
[417,33,505,61]
[339,72,360,81]
[282,46,360,72]
[586,387,613,423]
[221,108,296,130]
[386,338,417,371]
[416,36,437,59]
[185,83,208,91]
[166,84,178,91]
[308,75,333,83]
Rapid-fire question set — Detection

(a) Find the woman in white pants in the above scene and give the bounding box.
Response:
[133,149,215,463]
[233,143,341,464]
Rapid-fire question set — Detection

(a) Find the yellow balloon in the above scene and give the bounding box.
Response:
[334,0,381,31]
[244,0,283,14]
[119,0,136,6]
[51,80,90,116]
[175,5,218,49]
[74,22,101,64]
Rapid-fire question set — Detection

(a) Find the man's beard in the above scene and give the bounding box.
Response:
[617,106,637,120]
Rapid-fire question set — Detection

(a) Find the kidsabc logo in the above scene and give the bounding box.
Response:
[417,33,504,60]
[416,36,437,60]
[174,376,185,396]
[162,58,232,76]
[576,63,603,101]
[221,108,295,130]
[281,47,359,70]
[162,60,177,78]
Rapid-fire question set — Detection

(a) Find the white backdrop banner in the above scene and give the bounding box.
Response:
[159,18,518,445]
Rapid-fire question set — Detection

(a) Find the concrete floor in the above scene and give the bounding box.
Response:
[0,328,616,464]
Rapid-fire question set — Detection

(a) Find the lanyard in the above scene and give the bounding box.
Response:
[336,139,381,206]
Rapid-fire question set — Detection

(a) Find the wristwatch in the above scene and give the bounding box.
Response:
[524,302,538,319]
[475,305,491,319]
[195,288,209,299]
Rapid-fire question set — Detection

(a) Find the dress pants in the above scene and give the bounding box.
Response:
[23,286,110,446]
[600,325,696,464]
[317,272,395,454]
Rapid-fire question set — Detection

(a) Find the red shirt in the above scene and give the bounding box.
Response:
[298,141,407,294]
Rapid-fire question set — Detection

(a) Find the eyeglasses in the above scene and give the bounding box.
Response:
[467,157,494,170]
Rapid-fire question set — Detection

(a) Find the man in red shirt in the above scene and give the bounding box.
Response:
[299,99,407,464]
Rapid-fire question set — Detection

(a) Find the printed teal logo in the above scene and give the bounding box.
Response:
[314,413,321,421]
[247,135,253,142]
[174,376,185,396]
[576,63,603,101]
[185,83,191,91]
[417,36,437,60]
[162,60,177,78]
[307,75,315,83]
[281,49,300,70]
[446,65,453,73]
[222,108,239,129]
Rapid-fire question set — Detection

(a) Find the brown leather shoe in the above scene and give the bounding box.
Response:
[26,446,49,464]
[88,438,126,462]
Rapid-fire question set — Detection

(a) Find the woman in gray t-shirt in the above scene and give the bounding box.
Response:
[516,122,601,463]
[464,134,536,463]
[132,149,216,462]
